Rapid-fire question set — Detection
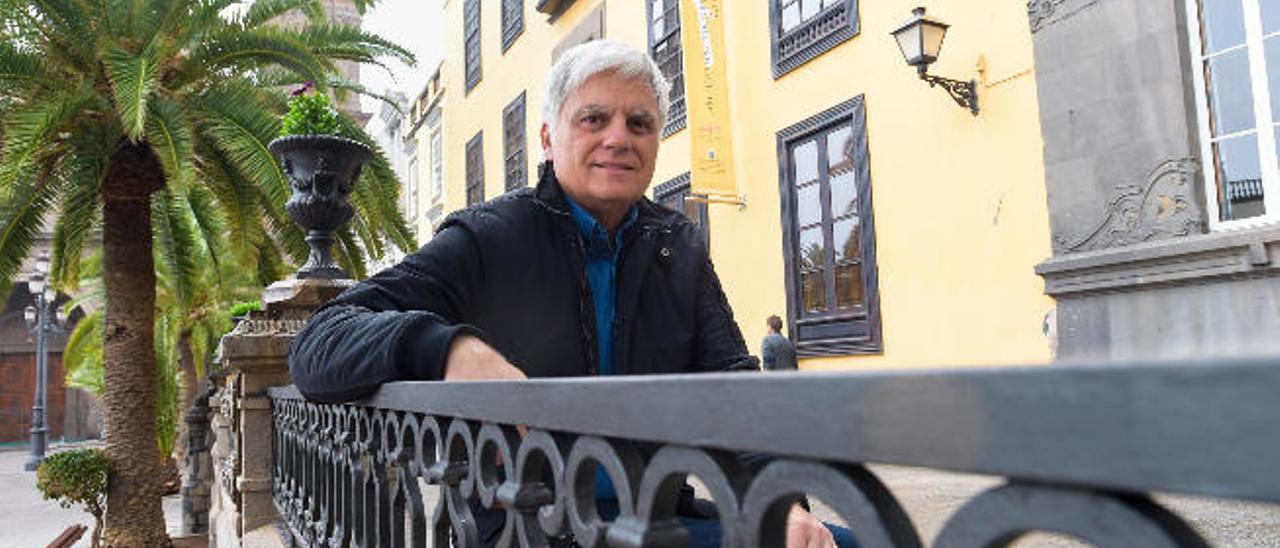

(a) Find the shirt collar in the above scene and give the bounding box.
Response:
[564,195,638,249]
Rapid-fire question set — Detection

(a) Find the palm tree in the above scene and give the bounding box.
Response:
[0,0,415,543]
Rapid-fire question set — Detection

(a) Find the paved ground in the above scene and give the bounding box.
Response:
[1,444,1277,546]
[0,444,181,548]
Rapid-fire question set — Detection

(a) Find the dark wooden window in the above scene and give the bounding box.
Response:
[654,173,708,248]
[768,0,859,79]
[464,0,482,93]
[502,0,524,52]
[647,0,686,136]
[535,0,576,21]
[466,131,484,206]
[503,92,527,191]
[777,95,879,356]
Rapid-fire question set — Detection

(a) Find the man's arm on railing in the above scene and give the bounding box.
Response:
[288,225,485,403]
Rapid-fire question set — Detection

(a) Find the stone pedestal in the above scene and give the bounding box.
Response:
[205,278,354,548]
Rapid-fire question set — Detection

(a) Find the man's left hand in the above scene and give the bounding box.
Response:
[786,503,836,548]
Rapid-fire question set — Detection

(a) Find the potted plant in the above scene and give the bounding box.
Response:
[269,85,373,279]
[36,449,111,548]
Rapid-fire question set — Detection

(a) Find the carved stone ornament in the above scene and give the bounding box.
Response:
[1055,158,1206,254]
[1028,0,1099,33]
[227,318,308,337]
[268,135,372,280]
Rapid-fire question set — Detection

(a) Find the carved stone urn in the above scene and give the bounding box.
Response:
[268,135,372,279]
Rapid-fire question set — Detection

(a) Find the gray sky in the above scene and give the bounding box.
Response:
[360,0,444,112]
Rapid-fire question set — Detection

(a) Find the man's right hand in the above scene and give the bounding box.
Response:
[444,335,527,382]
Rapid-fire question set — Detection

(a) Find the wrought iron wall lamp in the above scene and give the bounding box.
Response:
[891,7,979,115]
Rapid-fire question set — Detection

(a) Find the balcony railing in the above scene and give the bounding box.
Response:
[267,358,1280,547]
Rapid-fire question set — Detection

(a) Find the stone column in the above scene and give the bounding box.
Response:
[206,277,353,548]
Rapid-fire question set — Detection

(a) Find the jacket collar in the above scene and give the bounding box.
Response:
[534,161,672,231]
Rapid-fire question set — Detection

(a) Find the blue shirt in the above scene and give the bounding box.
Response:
[565,196,637,500]
[565,197,637,376]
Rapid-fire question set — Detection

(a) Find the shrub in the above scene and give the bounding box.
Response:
[228,300,262,318]
[279,88,343,137]
[36,448,110,548]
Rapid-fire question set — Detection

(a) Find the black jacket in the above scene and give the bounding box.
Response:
[289,164,756,402]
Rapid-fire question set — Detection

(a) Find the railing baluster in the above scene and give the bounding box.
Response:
[268,360,1280,548]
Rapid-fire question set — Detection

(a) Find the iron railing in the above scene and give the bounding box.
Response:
[268,358,1280,547]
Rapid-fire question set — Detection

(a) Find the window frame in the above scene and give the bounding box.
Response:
[502,0,524,52]
[429,123,443,203]
[464,0,482,93]
[646,0,686,137]
[776,95,880,356]
[767,0,860,79]
[466,131,484,206]
[503,92,528,191]
[653,172,709,248]
[1186,0,1280,229]
[406,156,419,220]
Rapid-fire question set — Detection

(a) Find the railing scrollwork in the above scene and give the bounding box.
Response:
[270,359,1280,547]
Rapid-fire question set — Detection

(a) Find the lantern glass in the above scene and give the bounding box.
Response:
[893,22,924,64]
[43,287,55,303]
[921,20,948,60]
[27,277,44,296]
[35,254,50,275]
[891,7,950,68]
[56,307,68,325]
[24,306,36,327]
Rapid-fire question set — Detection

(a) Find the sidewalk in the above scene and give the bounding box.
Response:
[0,444,181,548]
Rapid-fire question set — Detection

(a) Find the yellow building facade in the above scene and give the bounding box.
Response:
[415,0,1055,370]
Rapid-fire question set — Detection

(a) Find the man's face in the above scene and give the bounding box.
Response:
[542,70,661,221]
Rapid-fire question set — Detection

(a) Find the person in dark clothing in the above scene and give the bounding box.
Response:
[762,315,799,371]
[287,39,852,548]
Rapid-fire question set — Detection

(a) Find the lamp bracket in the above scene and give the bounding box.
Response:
[921,72,979,115]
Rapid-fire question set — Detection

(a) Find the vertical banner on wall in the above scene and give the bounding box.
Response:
[680,0,738,197]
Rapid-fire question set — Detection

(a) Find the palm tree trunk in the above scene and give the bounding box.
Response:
[99,141,168,547]
[172,331,197,464]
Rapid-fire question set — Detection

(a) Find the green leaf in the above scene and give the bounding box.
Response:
[241,0,324,29]
[103,43,158,140]
[0,41,48,89]
[51,153,105,289]
[144,97,195,190]
[183,27,329,87]
[0,165,62,299]
[0,91,87,201]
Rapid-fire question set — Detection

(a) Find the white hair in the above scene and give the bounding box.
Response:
[541,39,671,138]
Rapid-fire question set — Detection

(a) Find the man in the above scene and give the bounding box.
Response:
[289,40,850,548]
[762,315,798,371]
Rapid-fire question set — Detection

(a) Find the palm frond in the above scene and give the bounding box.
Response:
[184,184,228,274]
[50,153,105,289]
[192,81,309,262]
[182,27,330,88]
[0,41,48,92]
[334,225,365,280]
[2,0,91,64]
[337,115,416,253]
[103,43,160,140]
[0,89,90,200]
[152,188,201,310]
[144,97,196,190]
[195,141,265,259]
[0,164,62,299]
[63,308,104,394]
[241,0,324,29]
[299,23,415,64]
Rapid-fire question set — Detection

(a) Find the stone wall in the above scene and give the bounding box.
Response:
[1029,0,1280,360]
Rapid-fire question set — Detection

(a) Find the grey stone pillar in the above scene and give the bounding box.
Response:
[179,379,217,536]
[206,277,353,548]
[1029,0,1280,361]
